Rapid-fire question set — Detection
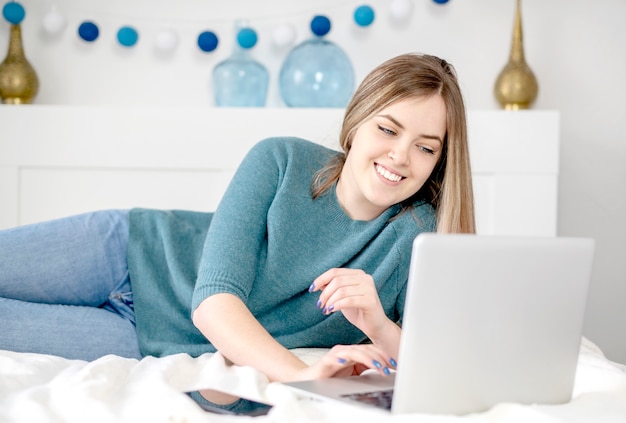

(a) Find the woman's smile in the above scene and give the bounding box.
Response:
[375,163,404,183]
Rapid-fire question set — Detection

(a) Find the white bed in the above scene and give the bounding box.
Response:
[1,340,625,422]
[1,106,625,422]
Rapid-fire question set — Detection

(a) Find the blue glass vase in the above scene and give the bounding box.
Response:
[212,26,269,107]
[279,18,354,108]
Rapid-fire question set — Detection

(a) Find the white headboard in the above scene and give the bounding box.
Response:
[0,106,559,235]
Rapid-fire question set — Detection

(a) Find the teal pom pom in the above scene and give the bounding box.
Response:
[354,5,375,27]
[2,2,25,25]
[117,26,139,47]
[237,28,257,49]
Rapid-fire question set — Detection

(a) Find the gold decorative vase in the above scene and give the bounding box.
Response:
[494,0,538,110]
[0,24,39,104]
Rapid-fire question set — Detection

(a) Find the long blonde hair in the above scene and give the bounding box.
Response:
[312,53,475,234]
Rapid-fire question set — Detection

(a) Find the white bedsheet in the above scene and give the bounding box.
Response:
[1,338,625,423]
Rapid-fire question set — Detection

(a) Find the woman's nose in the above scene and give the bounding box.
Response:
[388,144,410,165]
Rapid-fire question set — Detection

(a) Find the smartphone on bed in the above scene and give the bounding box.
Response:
[195,397,272,416]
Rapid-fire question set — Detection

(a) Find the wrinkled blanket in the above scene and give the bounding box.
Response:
[1,338,625,423]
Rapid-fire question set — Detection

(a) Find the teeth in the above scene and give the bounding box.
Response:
[376,164,402,182]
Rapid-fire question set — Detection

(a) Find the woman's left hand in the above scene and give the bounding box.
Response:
[310,268,389,340]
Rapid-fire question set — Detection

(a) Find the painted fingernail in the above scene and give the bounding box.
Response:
[383,367,390,376]
[337,357,347,364]
[316,300,322,309]
[373,360,382,368]
[323,305,334,314]
[390,358,397,367]
[308,283,315,292]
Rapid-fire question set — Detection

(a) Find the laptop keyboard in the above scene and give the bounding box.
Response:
[341,389,394,410]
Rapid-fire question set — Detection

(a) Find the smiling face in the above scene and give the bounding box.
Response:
[336,95,447,221]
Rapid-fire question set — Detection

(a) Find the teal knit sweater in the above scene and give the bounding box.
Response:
[128,137,436,357]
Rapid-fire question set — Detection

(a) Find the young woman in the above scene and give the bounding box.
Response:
[0,53,474,412]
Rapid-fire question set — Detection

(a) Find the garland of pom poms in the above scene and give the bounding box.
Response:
[2,0,450,53]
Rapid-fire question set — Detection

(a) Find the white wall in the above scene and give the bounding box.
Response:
[1,0,625,364]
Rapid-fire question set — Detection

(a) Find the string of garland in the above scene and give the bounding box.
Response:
[2,0,450,53]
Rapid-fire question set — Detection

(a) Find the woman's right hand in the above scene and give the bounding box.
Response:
[289,343,397,382]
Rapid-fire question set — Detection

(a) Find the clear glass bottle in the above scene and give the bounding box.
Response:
[212,23,269,107]
[279,16,354,108]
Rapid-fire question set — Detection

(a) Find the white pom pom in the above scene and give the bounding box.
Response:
[390,0,413,21]
[272,23,296,48]
[154,28,179,52]
[42,9,67,35]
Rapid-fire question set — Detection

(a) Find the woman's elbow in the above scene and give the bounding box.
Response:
[191,292,241,333]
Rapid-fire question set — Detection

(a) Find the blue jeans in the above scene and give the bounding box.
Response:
[0,210,141,361]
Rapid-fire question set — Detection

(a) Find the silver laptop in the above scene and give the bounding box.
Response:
[283,233,595,415]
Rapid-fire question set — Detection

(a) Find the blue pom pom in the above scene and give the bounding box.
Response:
[198,31,219,52]
[117,26,138,47]
[354,5,375,27]
[237,28,257,49]
[310,15,331,37]
[432,0,450,4]
[78,21,99,42]
[2,2,25,25]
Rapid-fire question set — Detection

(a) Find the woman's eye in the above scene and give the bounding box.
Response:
[418,145,435,155]
[377,125,396,136]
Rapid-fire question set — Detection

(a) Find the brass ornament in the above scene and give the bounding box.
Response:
[0,24,39,104]
[494,0,538,110]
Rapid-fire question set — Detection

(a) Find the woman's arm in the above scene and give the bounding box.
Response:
[192,293,307,383]
[193,292,397,388]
